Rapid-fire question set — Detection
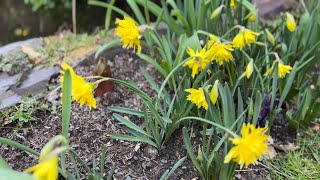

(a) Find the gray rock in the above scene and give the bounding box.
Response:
[0,72,21,92]
[17,66,60,94]
[0,90,22,109]
[0,38,43,56]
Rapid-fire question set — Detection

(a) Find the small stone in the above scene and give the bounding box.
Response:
[142,162,146,169]
[125,176,132,180]
[124,100,129,107]
[133,156,138,160]
[181,166,187,170]
[160,159,168,164]
[144,146,158,159]
[145,162,152,168]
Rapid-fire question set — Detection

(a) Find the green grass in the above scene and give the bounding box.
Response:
[268,126,320,180]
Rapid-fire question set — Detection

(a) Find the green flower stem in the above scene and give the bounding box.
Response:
[177,117,238,138]
[158,57,192,99]
[221,25,241,39]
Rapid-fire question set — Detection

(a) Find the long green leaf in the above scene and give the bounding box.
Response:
[278,62,298,108]
[95,39,122,59]
[61,69,72,176]
[160,157,186,180]
[88,0,130,17]
[182,128,203,176]
[0,169,35,180]
[113,113,151,138]
[108,133,157,147]
[252,91,262,125]
[108,106,144,117]
[137,53,167,77]
[0,138,40,156]
[127,0,146,24]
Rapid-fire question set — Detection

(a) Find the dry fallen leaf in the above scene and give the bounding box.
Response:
[134,143,141,152]
[273,142,300,152]
[264,145,277,159]
[94,57,114,97]
[21,45,47,64]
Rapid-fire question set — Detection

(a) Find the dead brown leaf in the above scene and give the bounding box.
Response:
[21,45,47,64]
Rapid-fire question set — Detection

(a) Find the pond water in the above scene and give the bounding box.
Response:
[0,0,106,46]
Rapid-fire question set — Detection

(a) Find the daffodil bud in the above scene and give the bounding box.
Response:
[281,43,288,54]
[197,146,204,162]
[285,12,296,32]
[210,5,224,19]
[210,80,219,104]
[254,41,265,46]
[245,59,254,79]
[39,135,68,161]
[265,29,275,45]
[248,14,255,22]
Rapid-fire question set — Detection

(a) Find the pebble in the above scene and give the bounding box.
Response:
[125,176,132,180]
[133,156,138,160]
[144,145,158,159]
[160,159,168,164]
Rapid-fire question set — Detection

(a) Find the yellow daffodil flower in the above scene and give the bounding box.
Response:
[224,123,268,169]
[264,61,292,78]
[230,0,236,8]
[185,88,208,110]
[245,59,254,79]
[25,135,68,180]
[206,35,234,65]
[183,47,210,78]
[285,12,296,32]
[185,83,219,110]
[25,156,58,180]
[116,16,142,53]
[60,63,97,109]
[233,28,259,50]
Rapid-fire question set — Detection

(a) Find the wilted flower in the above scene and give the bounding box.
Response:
[224,123,268,168]
[264,61,292,78]
[183,47,210,78]
[285,12,296,32]
[233,28,259,50]
[116,16,142,53]
[60,63,96,109]
[206,35,234,65]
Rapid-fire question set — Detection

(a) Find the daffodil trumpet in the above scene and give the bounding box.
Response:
[25,135,69,180]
